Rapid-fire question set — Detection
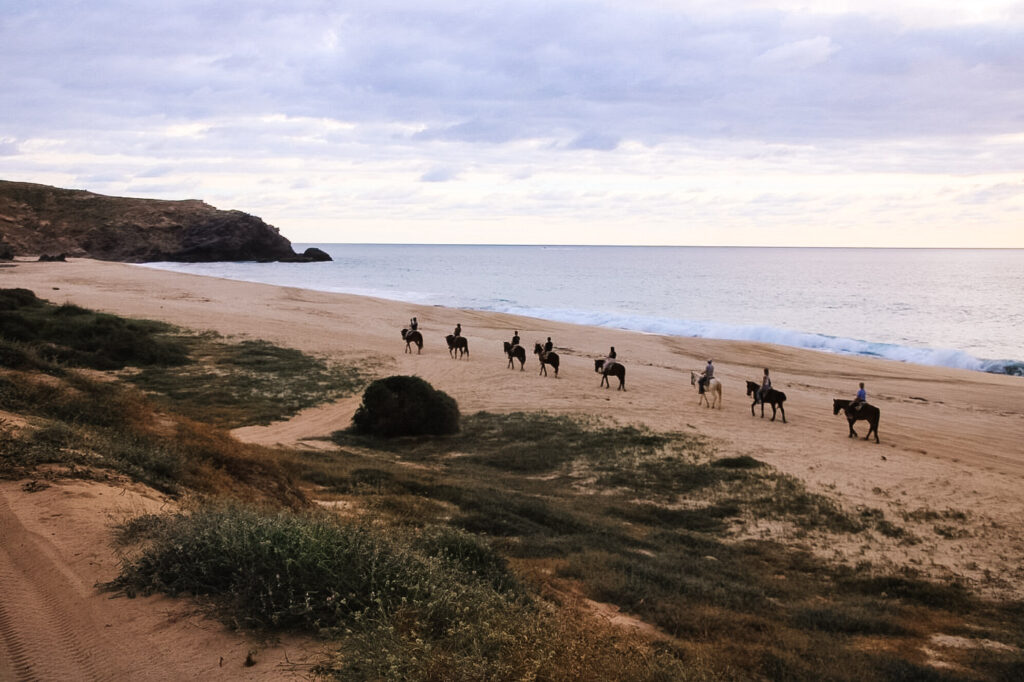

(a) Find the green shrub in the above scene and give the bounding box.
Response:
[0,288,188,370]
[0,288,42,310]
[351,375,459,438]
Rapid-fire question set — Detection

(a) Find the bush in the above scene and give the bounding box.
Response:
[351,375,459,438]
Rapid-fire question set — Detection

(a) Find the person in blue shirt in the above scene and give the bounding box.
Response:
[852,382,867,410]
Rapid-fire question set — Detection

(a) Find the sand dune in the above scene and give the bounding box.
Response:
[3,258,1022,677]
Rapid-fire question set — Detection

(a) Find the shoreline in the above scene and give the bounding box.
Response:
[138,253,1024,378]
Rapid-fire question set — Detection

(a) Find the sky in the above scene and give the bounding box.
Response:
[2,0,1023,247]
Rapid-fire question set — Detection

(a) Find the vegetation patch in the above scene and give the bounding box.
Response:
[314,411,1024,680]
[129,336,373,427]
[107,504,689,680]
[350,375,460,438]
[0,288,188,370]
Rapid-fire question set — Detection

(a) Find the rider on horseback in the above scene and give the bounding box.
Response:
[699,359,714,393]
[852,382,866,411]
[511,330,520,347]
[758,368,771,404]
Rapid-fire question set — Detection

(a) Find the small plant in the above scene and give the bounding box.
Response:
[351,375,460,438]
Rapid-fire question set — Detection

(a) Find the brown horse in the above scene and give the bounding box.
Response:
[595,359,626,390]
[401,328,423,354]
[833,399,880,443]
[746,381,787,423]
[534,343,559,377]
[504,341,526,370]
[446,334,469,359]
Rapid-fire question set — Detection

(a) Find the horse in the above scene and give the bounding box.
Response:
[745,381,787,423]
[445,334,469,359]
[833,399,880,443]
[690,370,722,408]
[401,328,423,354]
[534,343,559,377]
[504,341,526,370]
[595,359,626,390]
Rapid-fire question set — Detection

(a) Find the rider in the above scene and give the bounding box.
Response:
[454,323,462,338]
[544,337,553,354]
[758,368,771,404]
[409,316,418,331]
[700,359,714,392]
[852,382,866,411]
[511,330,520,347]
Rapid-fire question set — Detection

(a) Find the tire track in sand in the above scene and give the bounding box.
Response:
[0,489,123,681]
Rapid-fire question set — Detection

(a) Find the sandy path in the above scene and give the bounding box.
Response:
[0,480,322,680]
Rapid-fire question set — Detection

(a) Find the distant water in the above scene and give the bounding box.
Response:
[141,245,1024,377]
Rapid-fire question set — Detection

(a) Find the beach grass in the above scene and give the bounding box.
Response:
[107,504,691,681]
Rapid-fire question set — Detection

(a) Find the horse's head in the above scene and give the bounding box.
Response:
[503,341,511,353]
[832,399,842,415]
[401,328,408,339]
[595,359,604,373]
[534,343,543,354]
[690,371,697,386]
[746,382,755,396]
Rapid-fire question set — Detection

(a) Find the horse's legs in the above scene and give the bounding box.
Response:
[778,404,786,423]
[867,420,879,443]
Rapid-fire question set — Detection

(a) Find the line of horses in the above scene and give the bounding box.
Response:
[401,328,881,442]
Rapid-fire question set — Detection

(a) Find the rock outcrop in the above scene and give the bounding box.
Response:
[0,180,331,263]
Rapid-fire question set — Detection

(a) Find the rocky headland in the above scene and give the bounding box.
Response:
[0,180,330,263]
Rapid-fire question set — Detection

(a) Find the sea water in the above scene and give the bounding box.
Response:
[141,245,1024,376]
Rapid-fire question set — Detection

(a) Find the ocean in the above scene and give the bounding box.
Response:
[141,245,1024,377]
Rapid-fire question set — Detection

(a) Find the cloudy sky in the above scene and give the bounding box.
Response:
[2,1,1023,246]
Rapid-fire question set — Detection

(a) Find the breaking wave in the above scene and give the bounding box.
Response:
[482,305,1024,377]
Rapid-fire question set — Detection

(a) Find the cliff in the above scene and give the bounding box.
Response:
[0,180,330,263]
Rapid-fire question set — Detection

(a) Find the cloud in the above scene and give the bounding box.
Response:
[1,1,1022,245]
[755,36,838,68]
[567,132,620,151]
[420,166,460,182]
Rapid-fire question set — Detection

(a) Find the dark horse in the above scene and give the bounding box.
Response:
[833,399,880,443]
[595,359,626,390]
[745,381,787,423]
[504,341,526,370]
[534,343,559,377]
[445,334,469,359]
[401,328,423,354]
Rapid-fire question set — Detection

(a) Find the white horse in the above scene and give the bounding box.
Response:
[690,370,722,409]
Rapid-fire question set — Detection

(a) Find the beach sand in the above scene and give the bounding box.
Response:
[2,258,1022,678]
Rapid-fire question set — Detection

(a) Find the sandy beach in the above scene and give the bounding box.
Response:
[2,258,1023,678]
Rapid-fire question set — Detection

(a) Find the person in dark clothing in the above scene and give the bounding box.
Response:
[511,330,520,347]
[409,317,418,331]
[757,368,771,404]
[454,323,462,337]
[544,337,553,353]
[699,359,714,392]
